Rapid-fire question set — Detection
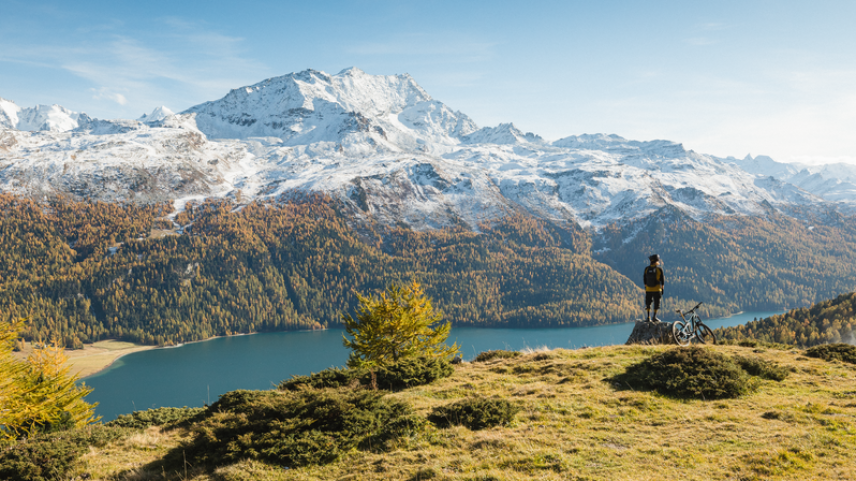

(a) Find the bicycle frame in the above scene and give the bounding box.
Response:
[672,302,716,346]
[677,302,702,326]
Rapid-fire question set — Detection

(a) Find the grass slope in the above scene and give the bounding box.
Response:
[14,344,856,481]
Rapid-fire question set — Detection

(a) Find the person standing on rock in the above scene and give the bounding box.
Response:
[643,254,665,322]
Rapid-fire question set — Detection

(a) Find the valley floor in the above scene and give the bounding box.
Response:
[63,344,856,480]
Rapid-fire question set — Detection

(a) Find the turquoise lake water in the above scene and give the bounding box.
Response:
[83,310,782,421]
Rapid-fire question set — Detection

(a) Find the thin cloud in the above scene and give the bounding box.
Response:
[90,87,128,106]
[0,19,270,117]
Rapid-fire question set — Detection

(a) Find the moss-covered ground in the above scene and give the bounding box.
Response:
[40,345,856,480]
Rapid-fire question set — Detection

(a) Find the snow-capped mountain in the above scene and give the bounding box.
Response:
[0,97,87,132]
[138,106,175,123]
[727,154,856,206]
[1,69,855,231]
[182,67,478,149]
[460,123,543,145]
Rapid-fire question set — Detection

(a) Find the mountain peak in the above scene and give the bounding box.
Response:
[461,122,543,145]
[0,100,83,132]
[553,133,629,148]
[139,106,175,123]
[337,66,365,76]
[181,67,472,146]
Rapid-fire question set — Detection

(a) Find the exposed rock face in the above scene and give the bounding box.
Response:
[625,321,676,345]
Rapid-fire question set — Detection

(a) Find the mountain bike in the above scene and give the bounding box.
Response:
[672,302,716,346]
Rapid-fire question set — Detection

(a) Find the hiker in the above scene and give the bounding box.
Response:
[643,254,665,322]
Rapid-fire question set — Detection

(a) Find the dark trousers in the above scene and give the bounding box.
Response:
[645,291,662,310]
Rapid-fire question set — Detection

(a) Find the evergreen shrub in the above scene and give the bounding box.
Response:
[107,406,207,429]
[373,356,454,390]
[732,355,790,381]
[278,367,360,391]
[278,356,454,392]
[172,389,422,469]
[805,343,856,364]
[0,426,132,481]
[615,347,759,399]
[429,397,520,430]
[473,350,521,363]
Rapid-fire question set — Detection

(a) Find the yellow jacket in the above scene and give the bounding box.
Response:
[643,265,664,292]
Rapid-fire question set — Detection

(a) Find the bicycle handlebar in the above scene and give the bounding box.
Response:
[675,302,704,316]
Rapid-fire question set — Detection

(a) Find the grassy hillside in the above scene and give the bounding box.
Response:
[6,344,856,480]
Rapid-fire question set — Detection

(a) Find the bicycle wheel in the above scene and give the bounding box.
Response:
[672,321,692,346]
[694,323,716,345]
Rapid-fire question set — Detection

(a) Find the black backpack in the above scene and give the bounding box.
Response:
[644,266,660,288]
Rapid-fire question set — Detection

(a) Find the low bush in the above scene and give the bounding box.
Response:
[374,356,454,390]
[733,355,790,381]
[279,356,454,392]
[107,406,206,429]
[805,343,856,364]
[429,397,520,430]
[0,426,132,481]
[279,367,360,391]
[473,350,521,363]
[614,347,759,399]
[171,389,422,469]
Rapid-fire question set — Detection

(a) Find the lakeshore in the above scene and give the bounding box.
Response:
[13,340,155,378]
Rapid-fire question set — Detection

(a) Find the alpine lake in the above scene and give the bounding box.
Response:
[83,310,783,421]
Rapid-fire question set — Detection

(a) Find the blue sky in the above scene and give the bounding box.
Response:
[2,0,855,164]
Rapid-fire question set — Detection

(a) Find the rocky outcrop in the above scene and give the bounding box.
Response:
[625,321,676,345]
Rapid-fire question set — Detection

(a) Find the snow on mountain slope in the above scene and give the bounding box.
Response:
[182,67,478,151]
[138,106,175,123]
[0,97,21,129]
[553,134,692,161]
[461,123,543,145]
[727,154,856,207]
[0,127,256,203]
[726,154,801,179]
[0,98,86,132]
[2,68,855,230]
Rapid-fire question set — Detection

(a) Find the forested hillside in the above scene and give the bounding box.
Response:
[3,193,856,348]
[718,292,856,346]
[594,205,856,314]
[0,194,641,347]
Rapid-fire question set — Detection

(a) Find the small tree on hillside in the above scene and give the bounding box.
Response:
[0,318,99,441]
[1,318,28,438]
[342,281,459,368]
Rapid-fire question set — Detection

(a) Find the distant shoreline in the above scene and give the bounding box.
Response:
[79,327,330,379]
[6,340,159,380]
[76,311,777,380]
